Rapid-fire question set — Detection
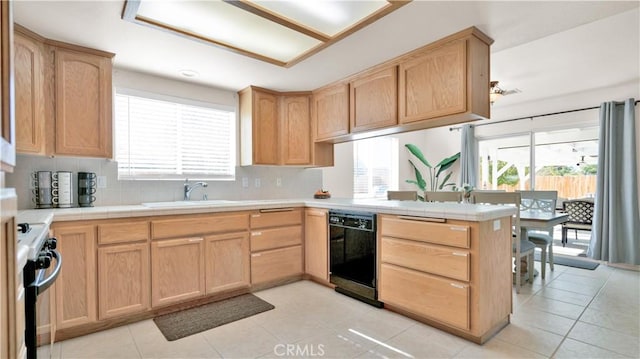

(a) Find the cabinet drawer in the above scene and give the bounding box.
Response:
[379,263,469,330]
[251,226,302,252]
[152,213,248,240]
[381,237,470,281]
[251,245,302,284]
[381,216,470,248]
[98,221,149,245]
[250,208,302,229]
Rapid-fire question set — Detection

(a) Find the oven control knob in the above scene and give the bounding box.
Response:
[17,223,29,233]
[44,237,57,250]
[36,253,52,270]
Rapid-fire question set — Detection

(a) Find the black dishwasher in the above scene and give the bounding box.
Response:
[329,210,382,307]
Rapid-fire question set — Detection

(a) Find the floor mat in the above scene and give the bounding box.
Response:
[535,252,600,270]
[153,293,274,341]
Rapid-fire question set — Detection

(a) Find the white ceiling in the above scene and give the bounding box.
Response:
[13,1,640,106]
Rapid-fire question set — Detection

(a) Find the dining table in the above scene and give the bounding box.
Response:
[519,210,569,280]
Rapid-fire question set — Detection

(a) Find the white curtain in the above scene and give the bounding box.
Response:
[459,124,477,187]
[588,99,639,265]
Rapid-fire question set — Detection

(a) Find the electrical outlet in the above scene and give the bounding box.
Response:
[493,219,501,231]
[97,176,107,188]
[276,178,282,187]
[254,178,261,188]
[242,177,249,188]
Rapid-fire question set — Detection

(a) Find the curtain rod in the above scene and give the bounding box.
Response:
[449,99,640,131]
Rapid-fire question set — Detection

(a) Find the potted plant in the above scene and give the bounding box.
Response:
[405,144,460,201]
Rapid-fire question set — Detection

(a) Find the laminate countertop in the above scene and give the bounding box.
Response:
[17,198,516,223]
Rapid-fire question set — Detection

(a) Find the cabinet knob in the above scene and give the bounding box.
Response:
[251,232,262,236]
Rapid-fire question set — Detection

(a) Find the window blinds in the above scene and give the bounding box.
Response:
[115,92,236,180]
[353,137,399,198]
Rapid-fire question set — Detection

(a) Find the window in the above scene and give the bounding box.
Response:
[353,137,398,198]
[115,89,236,180]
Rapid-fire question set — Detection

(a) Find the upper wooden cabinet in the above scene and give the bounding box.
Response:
[350,66,398,133]
[1,1,15,171]
[239,86,333,167]
[312,83,349,141]
[14,31,45,154]
[53,48,112,158]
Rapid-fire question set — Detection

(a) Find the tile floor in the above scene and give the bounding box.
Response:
[45,261,639,359]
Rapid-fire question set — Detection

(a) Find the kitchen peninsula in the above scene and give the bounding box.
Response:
[18,199,515,344]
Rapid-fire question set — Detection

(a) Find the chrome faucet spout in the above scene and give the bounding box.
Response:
[184,179,208,201]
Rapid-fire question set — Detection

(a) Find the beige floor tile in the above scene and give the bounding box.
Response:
[547,278,604,297]
[201,315,281,358]
[523,294,586,319]
[568,321,640,358]
[453,338,546,359]
[556,273,608,287]
[59,325,141,359]
[589,292,640,317]
[535,286,594,306]
[331,307,417,343]
[553,338,632,359]
[494,321,564,356]
[287,331,371,359]
[580,307,640,336]
[260,311,334,343]
[129,320,220,359]
[373,323,470,358]
[511,307,576,336]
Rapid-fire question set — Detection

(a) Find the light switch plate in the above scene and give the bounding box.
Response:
[242,177,249,188]
[254,178,261,188]
[493,219,501,231]
[97,176,107,188]
[276,178,282,187]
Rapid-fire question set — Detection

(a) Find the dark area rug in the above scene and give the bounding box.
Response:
[153,294,274,341]
[535,252,600,270]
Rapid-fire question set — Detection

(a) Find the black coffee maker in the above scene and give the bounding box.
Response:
[77,172,96,207]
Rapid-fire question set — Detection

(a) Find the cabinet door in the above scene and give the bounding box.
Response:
[1,1,15,170]
[251,245,302,285]
[98,242,150,319]
[151,237,205,307]
[399,40,466,124]
[1,189,18,358]
[253,89,279,165]
[53,224,97,330]
[350,67,397,133]
[312,83,349,141]
[205,232,250,294]
[304,209,328,281]
[14,32,45,154]
[281,95,311,165]
[54,48,112,158]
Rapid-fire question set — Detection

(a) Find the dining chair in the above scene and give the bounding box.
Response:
[561,200,594,246]
[517,190,557,279]
[387,191,418,201]
[471,191,535,293]
[424,191,461,202]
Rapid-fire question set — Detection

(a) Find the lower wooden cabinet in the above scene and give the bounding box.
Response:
[151,237,205,307]
[52,224,97,330]
[98,243,150,319]
[379,263,469,330]
[205,232,250,294]
[251,245,302,285]
[304,208,328,281]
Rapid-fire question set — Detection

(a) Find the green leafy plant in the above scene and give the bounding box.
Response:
[405,144,460,199]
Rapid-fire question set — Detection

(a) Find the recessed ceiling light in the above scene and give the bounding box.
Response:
[179,69,199,78]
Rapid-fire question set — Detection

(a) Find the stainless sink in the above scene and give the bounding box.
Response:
[141,200,238,208]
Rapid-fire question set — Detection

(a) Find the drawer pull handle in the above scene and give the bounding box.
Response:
[452,252,468,257]
[397,216,445,223]
[252,232,262,236]
[189,238,203,242]
[251,214,261,218]
[450,283,465,289]
[260,208,295,213]
[449,226,467,232]
[252,253,262,257]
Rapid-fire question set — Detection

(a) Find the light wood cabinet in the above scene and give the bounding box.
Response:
[250,208,302,229]
[54,48,112,157]
[1,1,15,171]
[379,214,512,343]
[251,245,303,285]
[14,30,45,154]
[98,242,150,319]
[239,87,279,165]
[312,83,349,141]
[151,237,205,307]
[350,66,397,133]
[98,221,149,245]
[205,232,250,294]
[250,226,301,252]
[151,213,248,240]
[304,208,328,281]
[281,95,311,165]
[52,224,97,330]
[1,189,20,358]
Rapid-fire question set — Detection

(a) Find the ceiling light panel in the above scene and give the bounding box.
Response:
[137,0,322,63]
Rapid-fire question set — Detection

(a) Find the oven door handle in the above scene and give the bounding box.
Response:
[35,250,62,295]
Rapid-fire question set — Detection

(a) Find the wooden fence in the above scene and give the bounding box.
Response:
[496,175,597,199]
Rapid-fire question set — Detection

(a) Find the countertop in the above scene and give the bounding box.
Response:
[17,198,516,223]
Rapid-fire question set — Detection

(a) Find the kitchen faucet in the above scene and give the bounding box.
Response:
[183,179,208,201]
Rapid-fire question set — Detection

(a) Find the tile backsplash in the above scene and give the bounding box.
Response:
[7,154,323,210]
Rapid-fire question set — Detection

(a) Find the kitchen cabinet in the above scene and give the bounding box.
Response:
[378,214,512,343]
[1,1,15,171]
[205,232,250,294]
[250,209,303,285]
[304,208,328,281]
[239,87,279,165]
[53,47,112,158]
[349,66,398,133]
[280,95,311,165]
[51,223,97,330]
[1,189,21,358]
[14,29,45,155]
[312,83,349,141]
